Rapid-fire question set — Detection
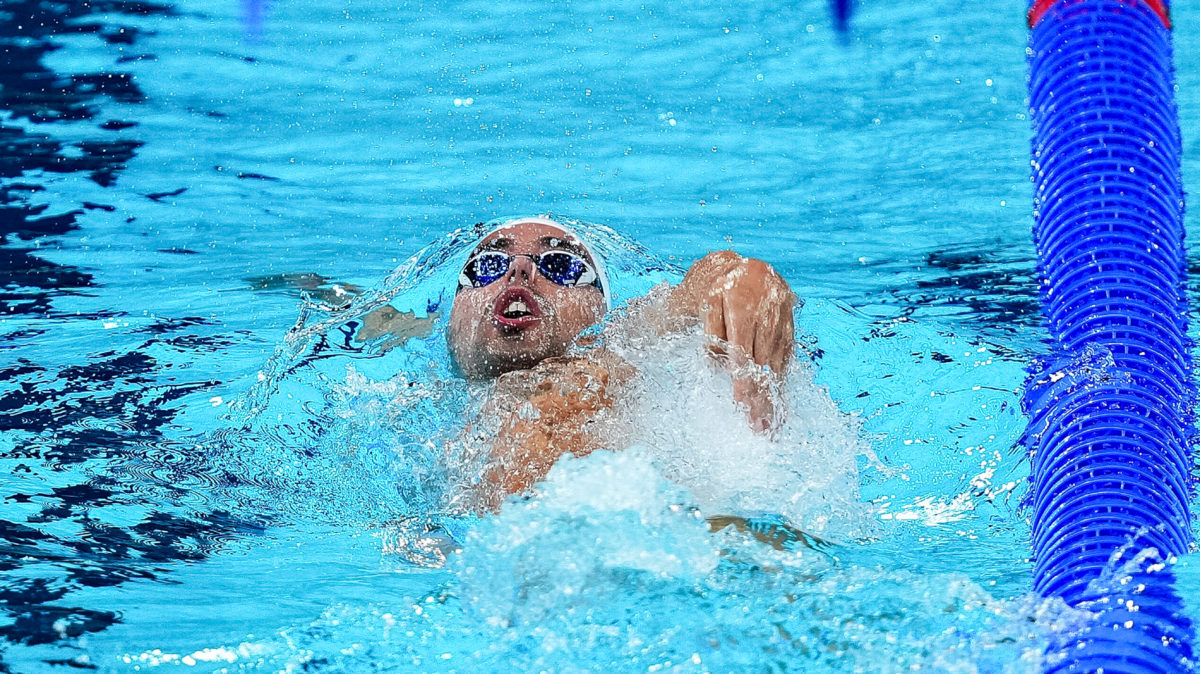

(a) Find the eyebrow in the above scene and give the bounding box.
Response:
[474,236,513,254]
[471,234,591,261]
[538,236,589,259]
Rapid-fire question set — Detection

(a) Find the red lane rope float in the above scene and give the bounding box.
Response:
[1028,0,1171,30]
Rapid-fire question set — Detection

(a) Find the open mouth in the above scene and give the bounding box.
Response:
[492,286,542,331]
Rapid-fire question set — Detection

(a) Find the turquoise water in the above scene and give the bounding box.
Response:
[4,0,1200,671]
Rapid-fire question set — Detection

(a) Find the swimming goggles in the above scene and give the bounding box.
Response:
[458,250,602,292]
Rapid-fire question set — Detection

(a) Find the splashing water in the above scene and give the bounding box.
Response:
[603,313,873,540]
[213,216,686,528]
[102,446,1092,673]
[91,219,1092,672]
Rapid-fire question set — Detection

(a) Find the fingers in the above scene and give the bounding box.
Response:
[777,299,795,372]
[696,261,792,436]
[752,301,775,371]
[723,290,752,362]
[726,286,788,372]
[732,373,778,435]
[702,290,729,363]
[753,297,794,375]
[716,302,787,435]
[696,259,794,373]
[702,290,726,342]
[695,256,796,441]
[711,270,762,367]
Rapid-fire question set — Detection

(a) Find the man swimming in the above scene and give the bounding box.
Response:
[447,216,798,509]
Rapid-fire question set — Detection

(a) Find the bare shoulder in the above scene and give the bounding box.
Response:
[473,348,635,509]
[490,349,633,401]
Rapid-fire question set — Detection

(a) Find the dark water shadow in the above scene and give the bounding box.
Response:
[0,0,266,666]
[856,241,1040,348]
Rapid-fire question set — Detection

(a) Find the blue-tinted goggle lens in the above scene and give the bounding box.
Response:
[460,251,599,290]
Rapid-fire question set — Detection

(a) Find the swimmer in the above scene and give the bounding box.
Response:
[448,217,797,510]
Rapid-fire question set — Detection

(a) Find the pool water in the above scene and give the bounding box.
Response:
[4,0,1200,671]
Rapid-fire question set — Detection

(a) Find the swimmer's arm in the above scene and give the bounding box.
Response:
[246,272,361,307]
[707,515,831,551]
[473,351,634,511]
[246,272,434,347]
[623,251,797,433]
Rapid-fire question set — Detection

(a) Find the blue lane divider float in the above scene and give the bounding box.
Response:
[1025,0,1194,671]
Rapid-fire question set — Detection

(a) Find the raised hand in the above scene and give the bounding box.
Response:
[670,251,798,432]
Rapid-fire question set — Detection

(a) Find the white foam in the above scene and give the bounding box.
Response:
[601,314,872,539]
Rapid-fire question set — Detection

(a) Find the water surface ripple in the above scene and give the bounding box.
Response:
[3,0,1200,671]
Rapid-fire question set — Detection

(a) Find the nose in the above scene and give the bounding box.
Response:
[505,254,536,284]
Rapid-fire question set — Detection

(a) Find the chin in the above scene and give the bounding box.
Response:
[449,336,559,379]
[484,339,565,375]
[448,305,576,378]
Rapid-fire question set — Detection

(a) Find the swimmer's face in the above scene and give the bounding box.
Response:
[448,221,607,378]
